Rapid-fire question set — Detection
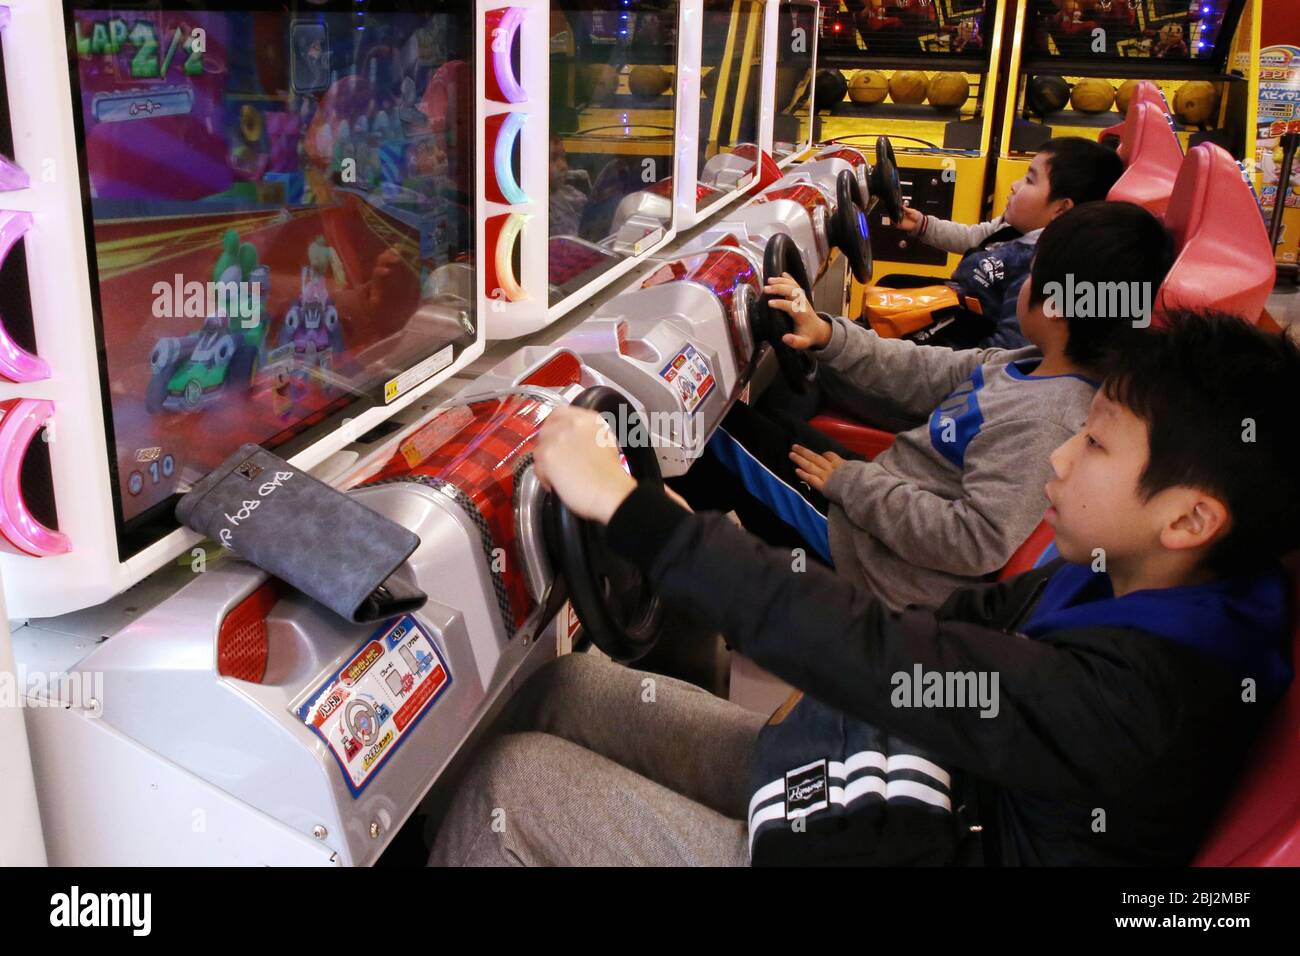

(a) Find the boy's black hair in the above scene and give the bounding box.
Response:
[1037,137,1125,205]
[1028,201,1176,368]
[1102,310,1300,574]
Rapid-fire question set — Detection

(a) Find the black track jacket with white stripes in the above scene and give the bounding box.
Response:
[606,483,1279,866]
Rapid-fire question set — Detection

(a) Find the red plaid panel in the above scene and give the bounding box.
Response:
[370,395,553,628]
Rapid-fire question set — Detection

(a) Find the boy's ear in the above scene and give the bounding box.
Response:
[1159,490,1231,555]
[1050,197,1075,221]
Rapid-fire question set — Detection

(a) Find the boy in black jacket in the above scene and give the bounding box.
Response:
[430,311,1298,867]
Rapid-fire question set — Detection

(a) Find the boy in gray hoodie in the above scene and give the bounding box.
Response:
[672,202,1175,610]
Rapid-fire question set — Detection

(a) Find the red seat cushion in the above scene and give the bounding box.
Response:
[997,521,1056,582]
[809,412,897,460]
[1194,562,1300,866]
[1156,144,1275,326]
[1107,102,1183,217]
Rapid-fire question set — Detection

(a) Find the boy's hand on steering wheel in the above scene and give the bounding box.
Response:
[893,205,924,233]
[762,273,833,350]
[534,405,637,524]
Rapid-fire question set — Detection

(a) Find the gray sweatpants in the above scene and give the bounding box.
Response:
[429,652,766,866]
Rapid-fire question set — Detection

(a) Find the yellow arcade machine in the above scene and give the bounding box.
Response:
[991,0,1261,219]
[812,0,1012,287]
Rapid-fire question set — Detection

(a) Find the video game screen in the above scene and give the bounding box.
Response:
[819,0,995,61]
[549,1,678,306]
[697,0,766,209]
[1025,0,1242,62]
[66,1,475,555]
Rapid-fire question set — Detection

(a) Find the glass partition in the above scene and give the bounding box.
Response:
[548,0,678,306]
[697,0,767,208]
[773,0,818,165]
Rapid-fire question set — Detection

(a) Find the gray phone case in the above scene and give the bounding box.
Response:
[176,443,426,623]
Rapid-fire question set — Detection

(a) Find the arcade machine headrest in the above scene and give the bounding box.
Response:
[1194,560,1300,866]
[1106,102,1184,217]
[1155,144,1274,327]
[1100,80,1170,151]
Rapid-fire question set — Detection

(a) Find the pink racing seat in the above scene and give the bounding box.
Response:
[1099,80,1170,151]
[1107,102,1183,216]
[1194,560,1300,866]
[1155,143,1274,326]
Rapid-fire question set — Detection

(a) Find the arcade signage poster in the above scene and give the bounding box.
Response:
[1257,44,1300,262]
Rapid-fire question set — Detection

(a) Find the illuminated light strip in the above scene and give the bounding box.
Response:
[0,399,70,557]
[0,212,50,382]
[494,212,530,302]
[487,7,528,104]
[0,157,28,192]
[494,112,530,205]
[0,10,24,194]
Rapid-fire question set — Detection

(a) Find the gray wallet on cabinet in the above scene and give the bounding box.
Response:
[176,443,426,623]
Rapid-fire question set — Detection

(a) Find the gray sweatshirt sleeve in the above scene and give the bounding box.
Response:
[813,316,997,419]
[914,215,1008,254]
[820,417,1073,577]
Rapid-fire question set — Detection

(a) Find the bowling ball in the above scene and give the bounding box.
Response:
[1174,81,1219,126]
[586,63,618,105]
[889,70,930,105]
[629,64,671,100]
[1071,77,1116,114]
[1115,79,1141,116]
[813,68,848,112]
[1025,75,1070,117]
[928,73,970,110]
[848,70,889,105]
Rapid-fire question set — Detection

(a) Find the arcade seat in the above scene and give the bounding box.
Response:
[1155,143,1275,326]
[1106,102,1184,217]
[1099,80,1170,150]
[807,412,896,460]
[996,521,1056,581]
[1194,559,1300,866]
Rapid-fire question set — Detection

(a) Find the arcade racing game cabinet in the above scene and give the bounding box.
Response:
[1,0,521,865]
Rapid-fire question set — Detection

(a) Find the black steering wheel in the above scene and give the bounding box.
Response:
[755,232,819,394]
[831,168,873,284]
[870,135,905,224]
[544,386,665,663]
